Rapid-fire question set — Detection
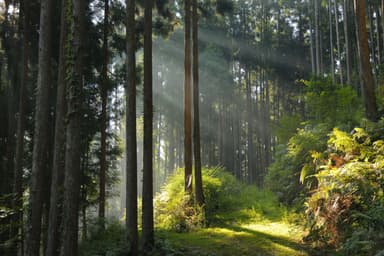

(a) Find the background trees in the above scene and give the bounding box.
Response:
[0,0,384,255]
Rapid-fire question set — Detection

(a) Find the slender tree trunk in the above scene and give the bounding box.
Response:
[329,0,335,82]
[344,0,352,85]
[142,0,154,250]
[61,0,86,254]
[45,0,69,254]
[334,1,344,85]
[99,0,109,223]
[315,0,321,75]
[184,0,193,195]
[13,0,30,253]
[27,0,53,254]
[309,0,316,75]
[192,0,204,207]
[354,0,379,121]
[125,0,138,253]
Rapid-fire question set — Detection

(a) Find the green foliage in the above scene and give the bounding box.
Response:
[265,124,328,205]
[303,78,363,128]
[155,167,289,232]
[304,123,384,255]
[79,219,128,256]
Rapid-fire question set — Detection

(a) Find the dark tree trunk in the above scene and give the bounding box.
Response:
[125,0,138,254]
[61,0,86,254]
[27,0,53,254]
[142,0,154,250]
[99,0,109,223]
[354,0,379,121]
[46,0,69,254]
[12,0,31,253]
[184,0,193,195]
[192,0,204,207]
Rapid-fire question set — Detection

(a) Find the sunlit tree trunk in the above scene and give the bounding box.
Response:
[334,1,344,85]
[315,0,321,75]
[309,0,316,75]
[27,0,53,254]
[46,0,69,254]
[344,0,352,85]
[328,0,335,83]
[354,0,379,121]
[142,0,154,250]
[61,0,86,254]
[125,0,138,253]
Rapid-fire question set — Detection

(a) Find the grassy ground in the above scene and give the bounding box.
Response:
[158,221,308,256]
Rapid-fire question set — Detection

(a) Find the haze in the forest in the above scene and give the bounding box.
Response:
[1,0,384,256]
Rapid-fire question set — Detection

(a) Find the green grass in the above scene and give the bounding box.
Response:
[154,167,309,256]
[158,221,308,256]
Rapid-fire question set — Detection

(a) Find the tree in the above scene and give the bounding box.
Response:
[46,0,69,254]
[27,0,53,254]
[354,0,379,121]
[125,0,138,253]
[99,0,109,223]
[192,0,204,206]
[142,0,154,250]
[61,0,86,254]
[12,0,31,253]
[184,0,193,195]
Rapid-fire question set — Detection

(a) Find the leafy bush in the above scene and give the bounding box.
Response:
[155,167,288,231]
[304,123,384,255]
[265,124,328,205]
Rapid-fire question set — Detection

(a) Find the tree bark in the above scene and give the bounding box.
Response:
[27,0,53,254]
[315,0,321,75]
[45,0,69,254]
[142,0,154,250]
[61,0,86,254]
[125,0,138,254]
[334,1,344,85]
[192,0,204,207]
[12,0,30,253]
[99,0,109,223]
[184,0,193,195]
[328,0,335,83]
[354,0,379,121]
[344,0,352,85]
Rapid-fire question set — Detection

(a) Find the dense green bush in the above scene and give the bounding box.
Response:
[155,167,287,231]
[304,123,384,255]
[266,78,363,206]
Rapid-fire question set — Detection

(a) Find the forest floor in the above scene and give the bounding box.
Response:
[159,220,309,256]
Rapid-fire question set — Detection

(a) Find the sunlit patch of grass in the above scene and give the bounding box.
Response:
[159,221,309,256]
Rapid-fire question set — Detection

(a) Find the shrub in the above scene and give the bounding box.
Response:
[304,124,384,255]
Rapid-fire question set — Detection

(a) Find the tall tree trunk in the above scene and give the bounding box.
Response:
[334,1,344,85]
[315,0,321,75]
[27,0,53,254]
[329,0,335,82]
[354,0,379,121]
[45,0,69,254]
[13,0,30,253]
[309,0,316,75]
[344,0,352,85]
[125,0,138,253]
[61,0,86,254]
[99,0,109,223]
[184,0,193,195]
[142,0,154,250]
[192,0,204,207]
[246,70,254,183]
